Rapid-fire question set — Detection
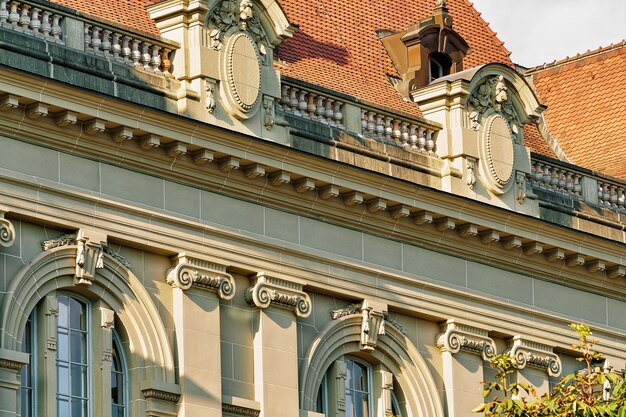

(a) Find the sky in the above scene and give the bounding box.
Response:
[470,0,626,67]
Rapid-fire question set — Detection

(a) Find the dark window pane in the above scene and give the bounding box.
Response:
[355,392,369,417]
[69,298,86,330]
[70,331,87,364]
[71,397,87,417]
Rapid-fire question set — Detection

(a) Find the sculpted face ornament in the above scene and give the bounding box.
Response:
[494,76,508,111]
[467,75,520,140]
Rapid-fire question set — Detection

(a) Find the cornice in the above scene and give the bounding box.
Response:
[2,170,626,360]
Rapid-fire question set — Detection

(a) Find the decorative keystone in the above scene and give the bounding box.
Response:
[245,272,311,318]
[0,206,16,248]
[330,300,389,351]
[508,336,562,377]
[436,319,496,361]
[166,254,235,300]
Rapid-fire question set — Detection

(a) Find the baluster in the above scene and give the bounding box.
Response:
[151,45,162,72]
[121,36,131,63]
[298,90,307,117]
[417,127,426,152]
[598,183,605,206]
[400,122,409,148]
[534,163,543,187]
[278,85,289,111]
[392,120,401,145]
[333,101,343,127]
[325,98,335,125]
[111,33,121,59]
[558,169,567,191]
[384,117,393,142]
[361,110,368,133]
[30,8,41,35]
[141,42,151,70]
[0,0,8,27]
[565,172,574,195]
[602,183,611,206]
[131,39,141,66]
[426,130,435,153]
[573,174,582,197]
[551,168,560,191]
[610,185,618,208]
[366,111,376,135]
[18,3,29,31]
[617,189,625,210]
[83,24,91,50]
[289,87,299,115]
[375,114,384,138]
[315,95,325,120]
[542,165,552,190]
[41,10,50,38]
[50,14,61,41]
[101,30,112,56]
[306,93,317,119]
[408,125,418,149]
[91,27,102,53]
[8,1,19,30]
[161,48,172,76]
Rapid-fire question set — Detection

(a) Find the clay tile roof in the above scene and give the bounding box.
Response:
[526,41,626,180]
[523,124,557,159]
[274,0,512,117]
[49,0,162,36]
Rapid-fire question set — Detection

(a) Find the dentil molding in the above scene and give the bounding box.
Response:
[166,253,236,300]
[245,272,311,317]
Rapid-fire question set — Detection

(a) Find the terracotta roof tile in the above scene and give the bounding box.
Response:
[523,124,557,159]
[528,43,626,180]
[275,0,512,117]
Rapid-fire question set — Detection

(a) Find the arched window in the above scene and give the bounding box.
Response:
[19,292,128,417]
[344,359,371,417]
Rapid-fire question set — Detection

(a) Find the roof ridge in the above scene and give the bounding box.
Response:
[525,39,626,74]
[465,0,512,58]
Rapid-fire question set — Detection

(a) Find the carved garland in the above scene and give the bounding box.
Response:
[208,0,269,63]
[467,75,522,144]
[166,254,235,300]
[436,320,496,361]
[508,336,562,377]
[245,273,311,317]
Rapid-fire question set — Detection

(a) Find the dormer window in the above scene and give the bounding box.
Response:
[429,53,451,82]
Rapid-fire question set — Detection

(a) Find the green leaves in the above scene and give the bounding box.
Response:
[474,323,626,417]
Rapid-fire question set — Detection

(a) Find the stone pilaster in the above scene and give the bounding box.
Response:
[508,336,562,396]
[36,294,58,417]
[167,253,234,417]
[326,359,347,417]
[436,319,496,417]
[374,368,394,417]
[246,273,310,417]
[0,348,29,417]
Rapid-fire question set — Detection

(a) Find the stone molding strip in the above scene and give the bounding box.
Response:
[222,403,261,417]
[436,319,496,361]
[508,335,562,377]
[166,253,235,300]
[0,204,16,248]
[1,89,625,283]
[245,272,311,317]
[0,348,29,371]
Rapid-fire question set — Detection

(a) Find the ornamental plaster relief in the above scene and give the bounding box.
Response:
[436,319,496,361]
[166,253,235,299]
[245,272,311,317]
[508,336,562,377]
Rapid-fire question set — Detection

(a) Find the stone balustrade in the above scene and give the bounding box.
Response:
[277,82,438,153]
[360,109,436,153]
[0,0,177,76]
[0,0,63,43]
[83,24,173,75]
[277,84,345,127]
[598,180,626,210]
[529,160,582,199]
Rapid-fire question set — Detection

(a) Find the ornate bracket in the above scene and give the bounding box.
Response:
[75,236,105,286]
[245,272,311,317]
[330,300,389,351]
[508,336,562,377]
[0,205,16,248]
[436,319,496,361]
[166,254,236,300]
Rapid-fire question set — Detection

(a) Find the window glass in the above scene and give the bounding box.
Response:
[56,295,88,417]
[344,360,370,417]
[111,333,126,417]
[21,314,34,417]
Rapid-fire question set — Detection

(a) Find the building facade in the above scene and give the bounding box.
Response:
[0,1,625,417]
